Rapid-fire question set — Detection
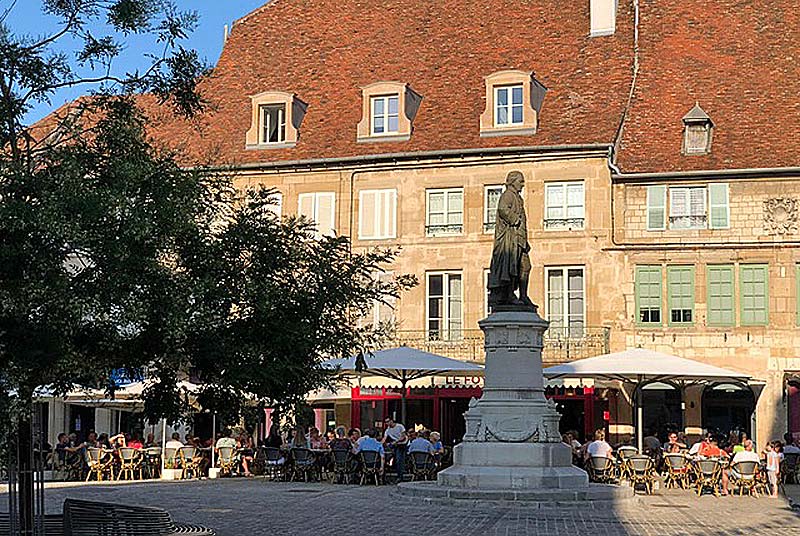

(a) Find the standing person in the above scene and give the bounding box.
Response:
[765,440,784,498]
[382,417,408,482]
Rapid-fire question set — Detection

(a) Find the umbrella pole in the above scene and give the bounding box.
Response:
[401,372,408,426]
[211,413,216,469]
[636,380,644,452]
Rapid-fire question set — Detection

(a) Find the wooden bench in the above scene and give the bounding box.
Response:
[64,498,215,535]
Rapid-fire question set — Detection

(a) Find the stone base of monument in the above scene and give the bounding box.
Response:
[394,308,632,506]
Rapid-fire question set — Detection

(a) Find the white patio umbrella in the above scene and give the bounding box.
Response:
[543,348,752,451]
[321,346,484,425]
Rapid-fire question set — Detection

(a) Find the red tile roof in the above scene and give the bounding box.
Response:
[616,0,800,173]
[141,0,636,166]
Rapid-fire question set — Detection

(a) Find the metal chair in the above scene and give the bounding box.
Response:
[331,448,353,484]
[261,447,287,481]
[143,447,161,479]
[729,460,760,497]
[85,448,114,482]
[781,453,799,484]
[216,446,237,477]
[628,455,657,494]
[290,448,317,482]
[410,451,437,481]
[360,450,382,486]
[178,446,201,479]
[116,447,143,481]
[616,446,639,480]
[694,458,722,497]
[586,456,615,483]
[663,453,690,489]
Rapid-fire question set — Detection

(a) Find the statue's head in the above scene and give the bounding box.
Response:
[505,170,525,191]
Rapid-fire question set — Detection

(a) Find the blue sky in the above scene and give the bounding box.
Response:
[5,0,269,124]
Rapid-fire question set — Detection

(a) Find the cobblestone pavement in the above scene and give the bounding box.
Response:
[2,480,799,536]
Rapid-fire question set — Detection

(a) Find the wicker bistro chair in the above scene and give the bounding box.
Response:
[290,448,318,482]
[360,450,383,486]
[729,460,760,497]
[85,448,114,482]
[410,451,437,481]
[628,455,657,494]
[143,447,161,479]
[331,449,353,484]
[117,447,143,481]
[782,453,799,484]
[260,447,287,481]
[178,446,201,480]
[694,458,723,497]
[616,446,639,481]
[63,498,215,535]
[216,446,237,477]
[663,453,691,489]
[586,456,616,484]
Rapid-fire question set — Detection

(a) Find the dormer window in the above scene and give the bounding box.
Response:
[246,91,307,149]
[260,104,286,144]
[682,103,713,155]
[357,82,422,143]
[371,95,400,135]
[494,85,524,126]
[480,70,546,137]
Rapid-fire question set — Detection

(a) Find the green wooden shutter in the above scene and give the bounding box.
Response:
[709,183,729,229]
[740,264,769,326]
[636,265,662,325]
[647,185,666,230]
[707,265,734,326]
[667,266,695,325]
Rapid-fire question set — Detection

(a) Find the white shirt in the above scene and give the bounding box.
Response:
[689,441,703,456]
[587,440,613,459]
[165,440,184,449]
[384,424,406,443]
[731,450,760,464]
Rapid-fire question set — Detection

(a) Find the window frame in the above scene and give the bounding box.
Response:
[358,189,397,240]
[370,94,401,136]
[708,183,730,229]
[260,103,286,144]
[544,181,586,231]
[646,185,667,231]
[544,265,586,337]
[666,265,695,326]
[483,185,504,233]
[425,187,464,236]
[493,84,525,127]
[706,264,735,327]
[297,191,336,238]
[370,271,396,327]
[635,265,663,326]
[669,186,707,230]
[426,271,463,341]
[739,264,769,326]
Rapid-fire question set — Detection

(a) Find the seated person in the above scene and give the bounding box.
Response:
[165,432,184,450]
[585,429,614,461]
[698,435,729,459]
[329,426,353,452]
[724,439,760,494]
[663,431,687,452]
[408,431,435,455]
[309,427,328,449]
[127,432,143,449]
[783,432,800,455]
[353,428,385,472]
[429,432,444,460]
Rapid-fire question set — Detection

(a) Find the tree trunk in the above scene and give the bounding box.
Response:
[17,413,34,535]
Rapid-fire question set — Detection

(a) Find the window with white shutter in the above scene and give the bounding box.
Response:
[484,185,503,233]
[370,271,396,326]
[646,185,666,231]
[426,188,463,236]
[708,183,729,229]
[427,272,463,341]
[268,192,283,218]
[359,189,397,240]
[669,186,707,229]
[544,181,585,230]
[298,192,336,238]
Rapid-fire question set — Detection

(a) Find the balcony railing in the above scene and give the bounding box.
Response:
[543,218,585,231]
[387,326,610,365]
[425,224,463,236]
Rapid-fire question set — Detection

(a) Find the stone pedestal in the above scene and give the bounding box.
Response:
[396,308,630,504]
[436,309,588,491]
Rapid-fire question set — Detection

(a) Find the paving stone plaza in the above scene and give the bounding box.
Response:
[2,480,798,536]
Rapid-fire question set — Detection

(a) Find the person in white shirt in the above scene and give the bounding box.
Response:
[382,417,408,482]
[585,429,613,460]
[165,432,184,450]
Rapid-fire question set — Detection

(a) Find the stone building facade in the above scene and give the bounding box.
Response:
[39,0,800,445]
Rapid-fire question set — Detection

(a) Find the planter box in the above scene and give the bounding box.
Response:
[160,468,183,481]
[208,468,222,479]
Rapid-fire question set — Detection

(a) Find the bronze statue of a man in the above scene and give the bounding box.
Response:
[487,171,534,310]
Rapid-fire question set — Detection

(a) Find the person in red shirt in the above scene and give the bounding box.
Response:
[698,435,730,495]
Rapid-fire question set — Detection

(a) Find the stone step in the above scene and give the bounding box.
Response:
[394,481,634,508]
